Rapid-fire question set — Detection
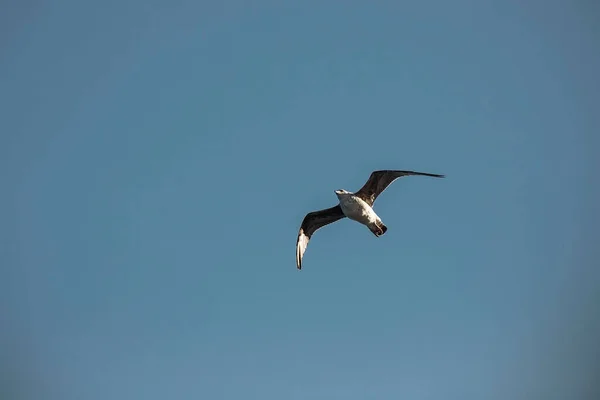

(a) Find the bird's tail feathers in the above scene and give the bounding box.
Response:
[369,221,388,237]
[379,222,388,234]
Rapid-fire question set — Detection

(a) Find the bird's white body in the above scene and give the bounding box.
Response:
[335,191,382,229]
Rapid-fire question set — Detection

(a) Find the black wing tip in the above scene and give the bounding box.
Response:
[374,169,445,177]
[405,170,446,178]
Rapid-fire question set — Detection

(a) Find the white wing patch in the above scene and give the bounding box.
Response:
[296,229,310,270]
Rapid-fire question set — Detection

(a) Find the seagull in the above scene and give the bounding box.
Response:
[295,170,445,270]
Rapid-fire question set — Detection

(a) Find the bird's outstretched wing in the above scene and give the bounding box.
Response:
[296,205,346,270]
[355,170,445,206]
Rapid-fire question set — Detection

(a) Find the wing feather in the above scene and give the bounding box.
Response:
[295,205,345,270]
[355,170,445,206]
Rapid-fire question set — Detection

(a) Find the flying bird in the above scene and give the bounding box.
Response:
[295,169,445,270]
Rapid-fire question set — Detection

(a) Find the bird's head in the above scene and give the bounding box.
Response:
[334,189,351,198]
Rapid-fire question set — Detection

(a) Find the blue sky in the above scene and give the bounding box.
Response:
[1,1,599,399]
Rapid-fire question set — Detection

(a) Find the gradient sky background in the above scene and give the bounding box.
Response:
[2,1,599,399]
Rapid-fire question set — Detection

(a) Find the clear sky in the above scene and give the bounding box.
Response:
[1,1,599,399]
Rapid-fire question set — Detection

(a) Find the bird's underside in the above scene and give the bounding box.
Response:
[295,169,445,270]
